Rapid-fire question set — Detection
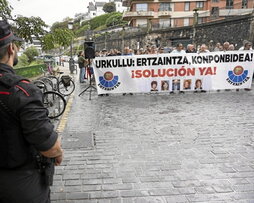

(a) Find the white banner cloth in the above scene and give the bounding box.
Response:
[93,51,254,94]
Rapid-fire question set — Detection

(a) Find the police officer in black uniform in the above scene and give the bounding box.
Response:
[0,21,63,203]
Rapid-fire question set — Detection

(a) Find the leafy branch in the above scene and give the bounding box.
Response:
[0,0,48,43]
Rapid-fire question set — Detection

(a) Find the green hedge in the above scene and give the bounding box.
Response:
[14,64,46,78]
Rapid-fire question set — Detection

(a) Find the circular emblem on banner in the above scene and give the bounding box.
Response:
[233,66,244,76]
[104,72,114,81]
[98,72,121,91]
[227,65,249,85]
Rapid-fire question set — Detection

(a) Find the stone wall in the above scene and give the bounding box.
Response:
[194,14,253,49]
[94,13,254,51]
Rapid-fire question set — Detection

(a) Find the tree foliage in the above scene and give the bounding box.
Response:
[103,2,116,13]
[51,22,67,32]
[90,12,116,30]
[41,28,74,51]
[17,54,29,68]
[53,28,73,47]
[50,17,73,32]
[41,33,55,51]
[13,16,47,42]
[106,13,127,27]
[23,46,39,63]
[75,24,90,37]
[0,0,48,43]
[0,0,12,20]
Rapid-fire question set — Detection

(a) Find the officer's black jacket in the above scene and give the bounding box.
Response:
[0,63,58,168]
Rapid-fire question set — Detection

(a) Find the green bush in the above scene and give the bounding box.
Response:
[80,20,89,27]
[105,13,124,27]
[30,60,44,66]
[103,2,116,13]
[14,64,46,78]
[23,46,39,63]
[90,12,118,30]
[94,24,107,31]
[16,54,29,68]
[75,24,90,37]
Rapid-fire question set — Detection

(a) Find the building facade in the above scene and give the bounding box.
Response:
[122,0,254,28]
[87,0,127,20]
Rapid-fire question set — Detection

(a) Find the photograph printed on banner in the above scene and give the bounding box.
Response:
[183,79,192,90]
[150,81,158,92]
[194,79,203,91]
[161,80,169,91]
[172,79,181,91]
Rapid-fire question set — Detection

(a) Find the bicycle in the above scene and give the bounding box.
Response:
[32,80,67,119]
[43,91,66,119]
[39,69,75,96]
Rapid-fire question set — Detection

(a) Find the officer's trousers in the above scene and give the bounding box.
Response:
[0,164,50,203]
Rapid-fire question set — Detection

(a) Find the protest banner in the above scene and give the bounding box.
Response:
[93,51,254,94]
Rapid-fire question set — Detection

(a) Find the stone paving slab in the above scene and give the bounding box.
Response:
[51,67,254,202]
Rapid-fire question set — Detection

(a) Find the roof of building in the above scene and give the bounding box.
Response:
[95,2,106,7]
[88,2,96,11]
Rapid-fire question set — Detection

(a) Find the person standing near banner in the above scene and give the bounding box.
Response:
[0,20,63,203]
[186,44,196,53]
[171,43,186,54]
[78,51,87,83]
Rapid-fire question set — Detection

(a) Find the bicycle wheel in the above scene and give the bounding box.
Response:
[46,75,59,91]
[40,77,54,91]
[32,80,48,93]
[58,79,75,96]
[43,91,66,119]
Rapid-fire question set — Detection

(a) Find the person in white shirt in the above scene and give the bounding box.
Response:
[198,44,210,53]
[239,40,253,51]
[171,43,186,54]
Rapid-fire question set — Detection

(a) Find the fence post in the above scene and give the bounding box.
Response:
[249,10,254,43]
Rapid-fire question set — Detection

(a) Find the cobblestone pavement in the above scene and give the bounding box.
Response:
[51,67,254,203]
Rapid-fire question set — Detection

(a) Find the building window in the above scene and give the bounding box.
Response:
[136,19,148,27]
[185,2,190,11]
[136,3,148,12]
[211,7,219,19]
[159,3,172,11]
[159,19,171,28]
[226,0,234,9]
[196,1,204,8]
[242,0,248,8]
[184,18,189,26]
[198,17,204,24]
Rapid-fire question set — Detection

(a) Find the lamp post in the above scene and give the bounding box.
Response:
[68,21,74,74]
[121,26,125,53]
[192,9,199,46]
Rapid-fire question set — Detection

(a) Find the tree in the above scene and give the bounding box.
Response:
[103,2,116,13]
[51,22,67,32]
[0,0,12,20]
[41,28,74,53]
[0,0,48,43]
[41,33,55,51]
[23,46,39,63]
[53,28,73,47]
[16,54,29,68]
[50,18,72,33]
[13,16,47,42]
